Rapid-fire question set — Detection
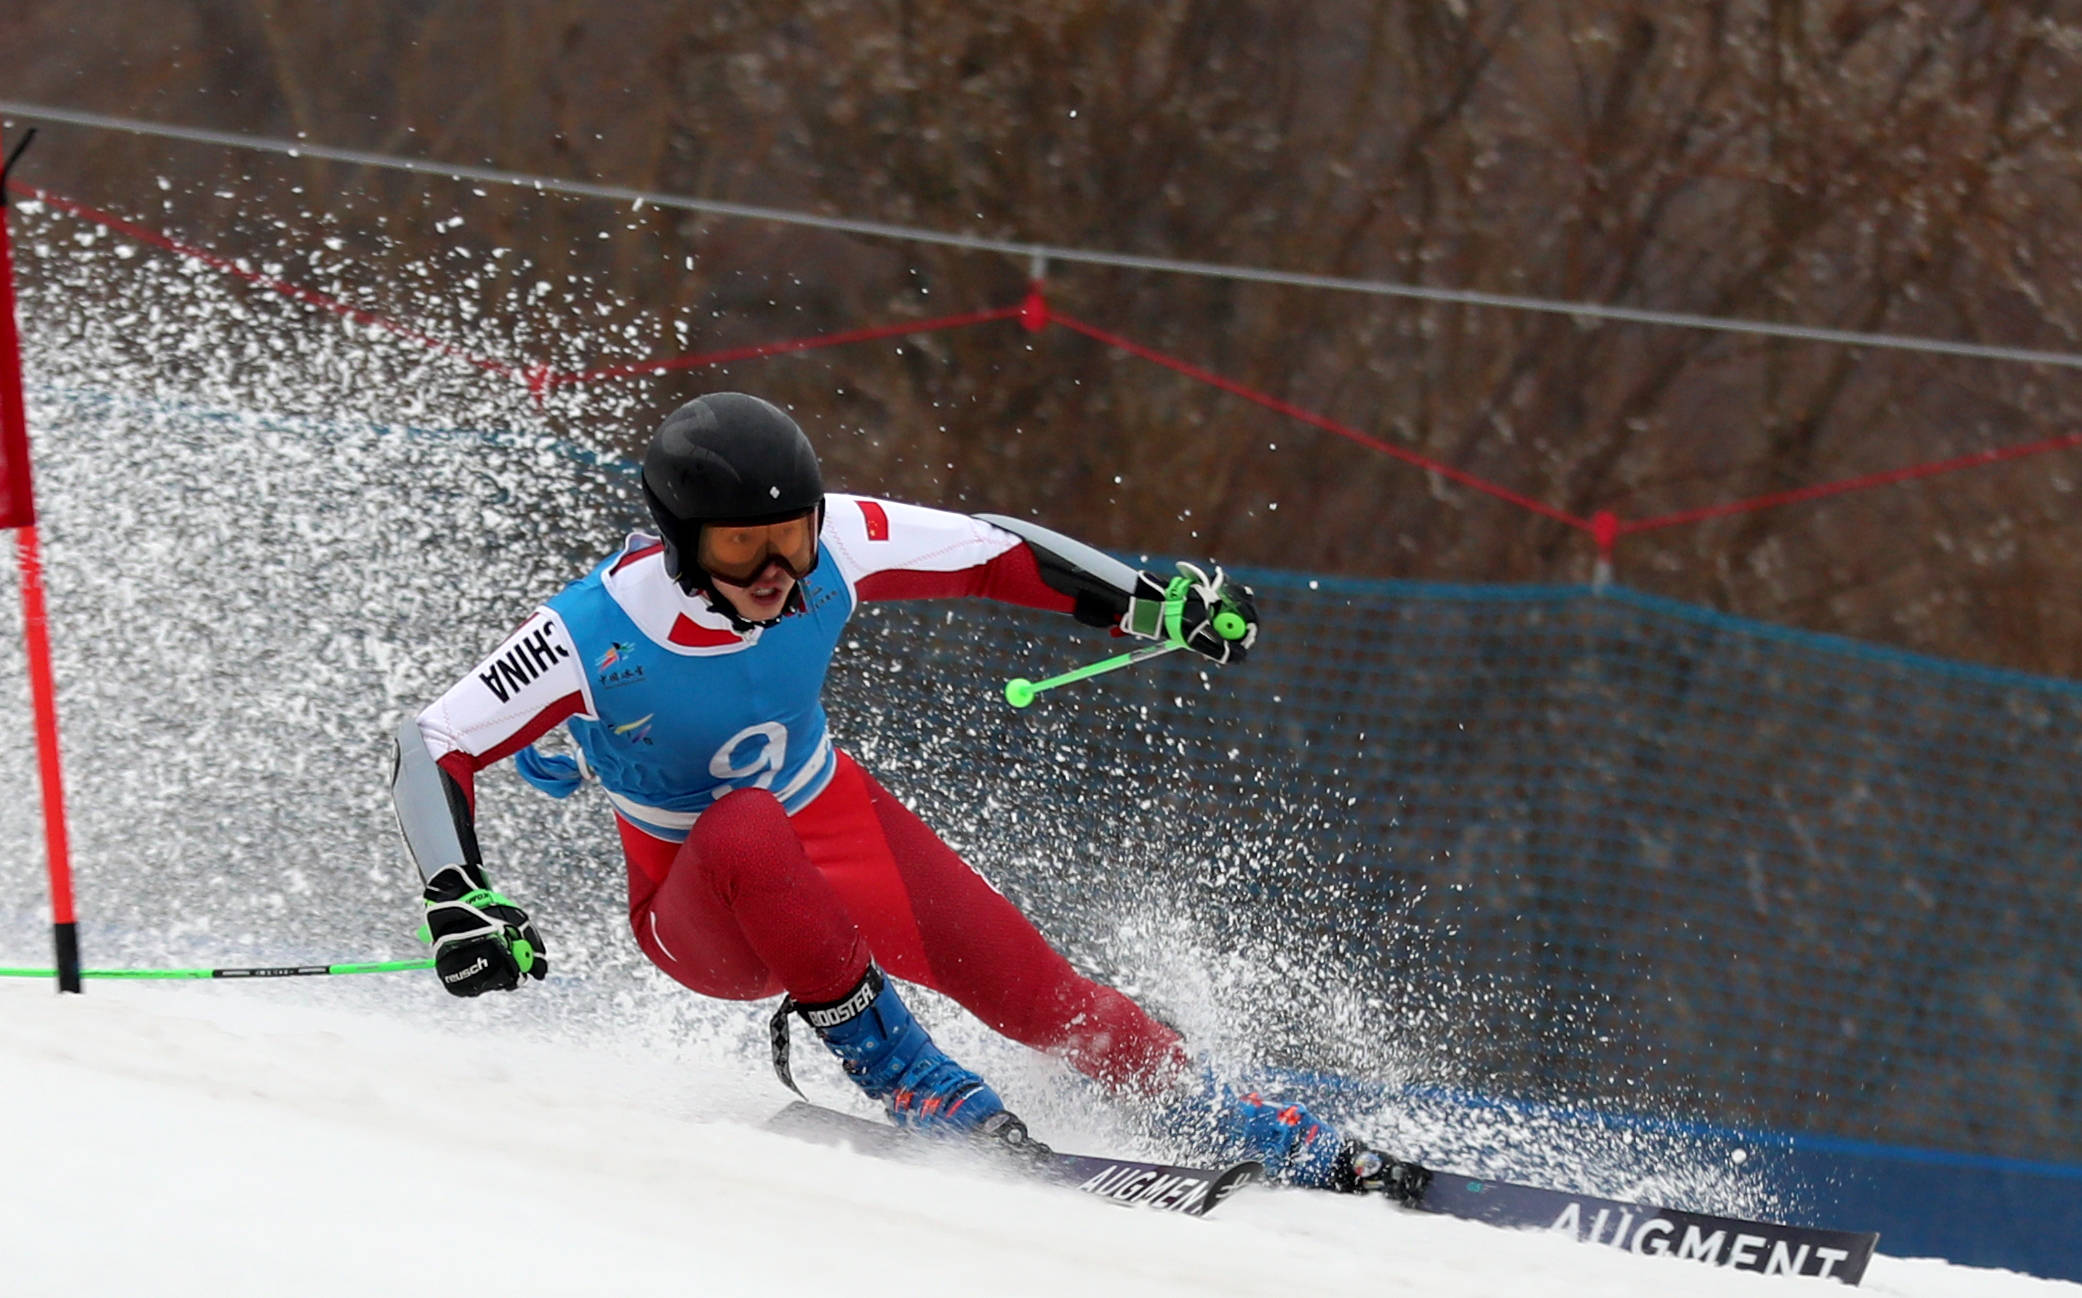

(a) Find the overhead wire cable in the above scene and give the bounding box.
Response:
[9,100,2082,547]
[7,99,2082,372]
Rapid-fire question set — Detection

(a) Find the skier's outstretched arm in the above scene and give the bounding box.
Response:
[823,493,1258,663]
[978,511,1258,664]
[388,608,586,996]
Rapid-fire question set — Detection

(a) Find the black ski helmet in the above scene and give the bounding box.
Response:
[641,393,826,624]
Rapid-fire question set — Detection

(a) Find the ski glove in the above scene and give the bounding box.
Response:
[421,863,548,996]
[1121,561,1259,664]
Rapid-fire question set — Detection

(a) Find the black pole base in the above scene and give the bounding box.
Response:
[53,920,80,993]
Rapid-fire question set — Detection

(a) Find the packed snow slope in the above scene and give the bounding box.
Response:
[4,982,2072,1298]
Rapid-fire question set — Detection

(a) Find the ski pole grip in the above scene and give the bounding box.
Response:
[1213,610,1247,640]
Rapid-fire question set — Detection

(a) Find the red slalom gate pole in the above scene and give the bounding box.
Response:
[13,527,76,992]
[0,128,80,994]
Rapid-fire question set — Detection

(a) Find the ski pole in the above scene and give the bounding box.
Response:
[1003,603,1250,708]
[0,958,434,980]
[1005,641,1185,708]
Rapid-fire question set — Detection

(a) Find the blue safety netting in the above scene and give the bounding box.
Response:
[833,571,2082,1168]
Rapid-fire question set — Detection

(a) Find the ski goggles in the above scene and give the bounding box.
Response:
[697,510,819,585]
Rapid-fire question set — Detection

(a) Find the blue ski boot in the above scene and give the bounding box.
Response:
[1155,1069,1430,1200]
[793,965,1038,1149]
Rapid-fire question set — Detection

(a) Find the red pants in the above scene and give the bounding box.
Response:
[622,751,1186,1092]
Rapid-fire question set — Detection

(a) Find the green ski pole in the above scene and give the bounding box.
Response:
[0,958,434,980]
[1004,570,1251,708]
[1005,641,1184,708]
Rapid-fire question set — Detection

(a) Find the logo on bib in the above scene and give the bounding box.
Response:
[595,641,647,689]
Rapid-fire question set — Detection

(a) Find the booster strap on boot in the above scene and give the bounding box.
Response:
[768,965,885,1097]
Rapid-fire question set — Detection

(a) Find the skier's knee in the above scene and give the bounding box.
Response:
[695,787,791,841]
[684,787,799,900]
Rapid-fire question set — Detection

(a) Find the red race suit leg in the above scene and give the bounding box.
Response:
[623,750,1187,1092]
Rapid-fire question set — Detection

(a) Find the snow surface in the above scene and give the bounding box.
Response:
[4,981,2073,1298]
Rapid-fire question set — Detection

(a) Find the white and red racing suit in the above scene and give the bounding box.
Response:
[410,495,1188,1091]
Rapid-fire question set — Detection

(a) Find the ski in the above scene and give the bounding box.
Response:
[765,1101,1261,1217]
[1410,1172,1880,1286]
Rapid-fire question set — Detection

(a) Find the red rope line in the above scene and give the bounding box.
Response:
[15,176,2082,548]
[550,303,1026,388]
[5,180,523,379]
[1620,430,2082,535]
[1047,308,1594,531]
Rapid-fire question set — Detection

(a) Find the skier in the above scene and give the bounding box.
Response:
[389,392,1427,1198]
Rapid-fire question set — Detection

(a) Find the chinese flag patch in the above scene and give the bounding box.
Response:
[858,500,890,541]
